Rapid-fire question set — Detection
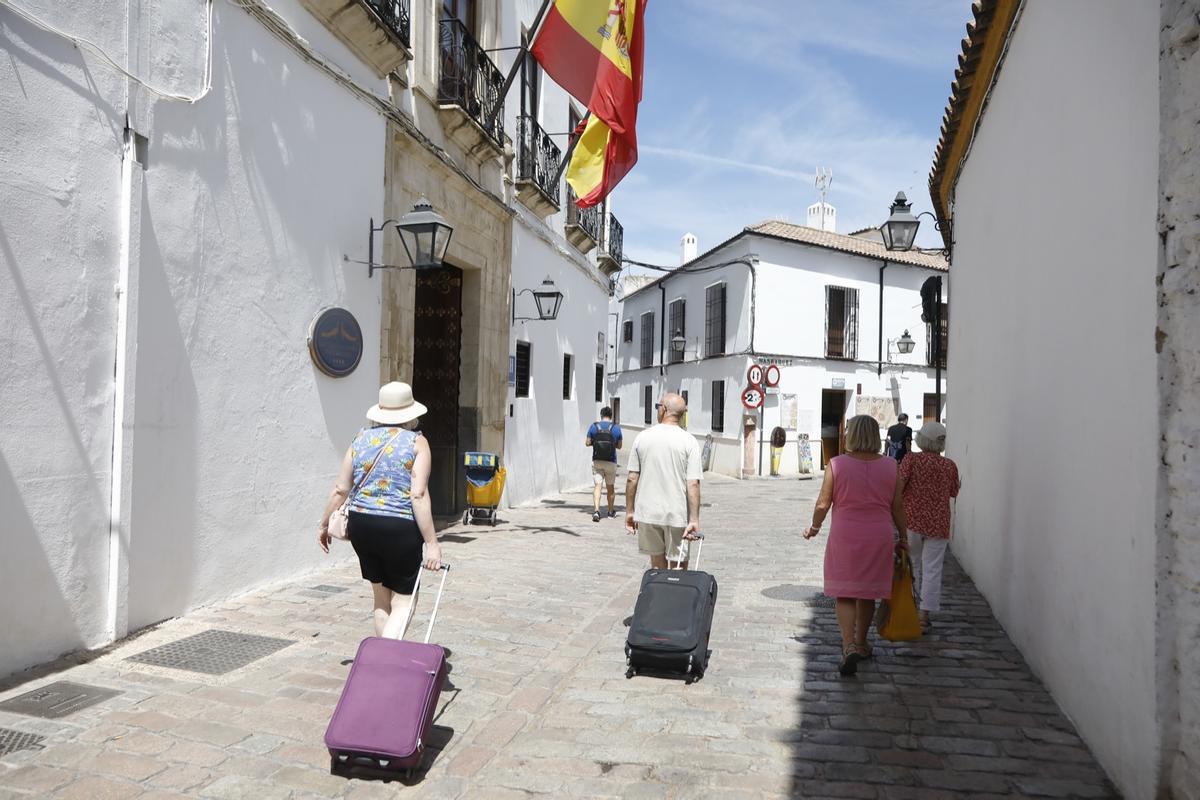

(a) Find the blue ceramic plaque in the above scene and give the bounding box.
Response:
[308,307,363,378]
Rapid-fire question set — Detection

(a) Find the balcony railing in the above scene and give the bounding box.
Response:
[566,185,602,243]
[517,115,561,206]
[438,17,505,147]
[600,210,624,267]
[364,0,410,49]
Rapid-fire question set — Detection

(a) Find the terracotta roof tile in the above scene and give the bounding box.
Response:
[746,221,948,271]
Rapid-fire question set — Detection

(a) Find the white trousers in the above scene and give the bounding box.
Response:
[908,532,949,612]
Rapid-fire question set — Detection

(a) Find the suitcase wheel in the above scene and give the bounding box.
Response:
[490,510,497,526]
[625,667,636,679]
[463,511,470,525]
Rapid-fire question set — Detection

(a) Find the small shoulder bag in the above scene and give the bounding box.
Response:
[328,429,404,541]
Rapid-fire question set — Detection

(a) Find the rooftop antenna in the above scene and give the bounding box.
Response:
[810,168,834,232]
[815,167,832,205]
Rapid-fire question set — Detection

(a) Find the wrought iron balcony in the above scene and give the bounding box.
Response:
[515,115,561,214]
[365,0,410,48]
[565,185,601,253]
[597,209,623,276]
[300,0,411,77]
[438,17,505,148]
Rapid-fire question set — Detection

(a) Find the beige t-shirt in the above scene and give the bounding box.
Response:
[628,423,703,527]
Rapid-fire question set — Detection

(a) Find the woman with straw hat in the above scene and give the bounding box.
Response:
[318,382,443,640]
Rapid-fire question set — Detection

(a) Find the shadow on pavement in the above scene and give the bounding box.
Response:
[788,552,1121,797]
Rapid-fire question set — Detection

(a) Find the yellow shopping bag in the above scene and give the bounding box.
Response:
[879,550,923,642]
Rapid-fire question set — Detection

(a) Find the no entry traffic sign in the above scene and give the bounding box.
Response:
[741,385,765,409]
[764,364,781,387]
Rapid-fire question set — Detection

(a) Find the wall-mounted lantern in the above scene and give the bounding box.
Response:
[896,330,915,354]
[513,277,564,323]
[881,191,920,252]
[670,330,685,356]
[365,197,454,278]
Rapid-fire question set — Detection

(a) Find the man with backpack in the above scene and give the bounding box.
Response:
[886,413,913,462]
[586,407,623,522]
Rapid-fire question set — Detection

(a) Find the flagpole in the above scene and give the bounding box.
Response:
[482,0,555,134]
[551,110,590,192]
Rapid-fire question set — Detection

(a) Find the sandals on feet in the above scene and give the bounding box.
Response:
[839,644,864,677]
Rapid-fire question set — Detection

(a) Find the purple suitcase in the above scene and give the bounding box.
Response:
[325,565,449,780]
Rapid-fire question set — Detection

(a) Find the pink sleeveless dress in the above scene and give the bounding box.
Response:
[824,454,897,599]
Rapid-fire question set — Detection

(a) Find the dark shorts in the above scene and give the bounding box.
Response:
[348,511,423,594]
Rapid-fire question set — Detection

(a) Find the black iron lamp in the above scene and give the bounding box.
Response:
[364,197,454,278]
[396,197,453,271]
[513,277,564,323]
[670,330,685,356]
[896,330,915,354]
[881,192,920,252]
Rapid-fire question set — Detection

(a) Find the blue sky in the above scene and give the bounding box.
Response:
[607,0,971,267]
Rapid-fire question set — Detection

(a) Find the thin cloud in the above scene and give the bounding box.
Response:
[639,145,810,181]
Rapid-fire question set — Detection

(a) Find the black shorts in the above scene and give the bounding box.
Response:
[348,511,423,594]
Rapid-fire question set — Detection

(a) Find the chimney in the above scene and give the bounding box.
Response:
[806,201,837,233]
[681,233,698,265]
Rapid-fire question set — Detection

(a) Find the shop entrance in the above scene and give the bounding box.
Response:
[820,389,849,468]
[412,265,463,516]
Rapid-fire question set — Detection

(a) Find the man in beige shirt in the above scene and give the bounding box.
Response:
[625,393,702,569]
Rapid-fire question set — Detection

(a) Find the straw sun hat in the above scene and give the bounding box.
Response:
[366,382,427,426]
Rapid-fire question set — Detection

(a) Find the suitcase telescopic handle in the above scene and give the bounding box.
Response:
[410,561,451,645]
[668,531,704,571]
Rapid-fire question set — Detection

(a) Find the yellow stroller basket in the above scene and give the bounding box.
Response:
[463,452,505,526]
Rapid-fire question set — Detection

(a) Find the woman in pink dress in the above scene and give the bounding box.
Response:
[804,415,908,676]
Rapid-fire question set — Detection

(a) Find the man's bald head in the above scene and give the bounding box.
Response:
[659,393,687,421]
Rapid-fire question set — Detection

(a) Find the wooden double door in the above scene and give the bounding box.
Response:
[412,265,463,516]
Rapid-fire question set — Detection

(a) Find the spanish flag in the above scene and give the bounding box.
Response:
[531,0,646,207]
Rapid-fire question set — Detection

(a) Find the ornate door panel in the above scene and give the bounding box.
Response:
[413,265,463,516]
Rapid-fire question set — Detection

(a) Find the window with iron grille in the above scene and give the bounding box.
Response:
[622,319,633,343]
[926,303,948,369]
[640,312,655,366]
[595,363,604,402]
[668,299,685,364]
[644,385,653,424]
[824,286,859,360]
[515,341,531,398]
[705,283,726,357]
[711,380,725,432]
[562,354,573,400]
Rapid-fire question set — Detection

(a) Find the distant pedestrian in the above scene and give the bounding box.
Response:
[803,415,908,676]
[585,406,623,522]
[625,393,702,569]
[318,382,443,640]
[898,422,960,629]
[886,413,913,462]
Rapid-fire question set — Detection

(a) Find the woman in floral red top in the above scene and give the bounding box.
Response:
[897,422,959,629]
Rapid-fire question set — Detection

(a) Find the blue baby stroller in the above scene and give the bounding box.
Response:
[463,452,506,526]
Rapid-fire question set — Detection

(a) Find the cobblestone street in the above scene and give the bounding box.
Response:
[0,475,1118,799]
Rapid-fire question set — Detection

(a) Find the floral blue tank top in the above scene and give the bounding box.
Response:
[348,426,420,519]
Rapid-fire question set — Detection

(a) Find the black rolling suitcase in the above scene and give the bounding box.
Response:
[625,533,716,683]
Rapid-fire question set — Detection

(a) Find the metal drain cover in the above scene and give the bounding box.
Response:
[761,584,833,606]
[126,629,294,675]
[310,585,348,594]
[0,681,121,719]
[0,728,45,756]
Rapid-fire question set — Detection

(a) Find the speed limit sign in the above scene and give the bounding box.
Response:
[741,385,765,409]
[764,364,781,387]
[747,364,765,387]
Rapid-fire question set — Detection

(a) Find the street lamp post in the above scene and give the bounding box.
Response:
[881,191,949,421]
[364,197,455,277]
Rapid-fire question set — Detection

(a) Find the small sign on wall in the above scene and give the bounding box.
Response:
[508,355,516,386]
[831,378,846,389]
[308,307,363,378]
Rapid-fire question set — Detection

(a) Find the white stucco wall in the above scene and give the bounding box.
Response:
[946,2,1160,796]
[1,0,385,676]
[505,211,612,506]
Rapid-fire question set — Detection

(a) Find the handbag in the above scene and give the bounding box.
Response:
[879,550,923,642]
[328,429,404,541]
